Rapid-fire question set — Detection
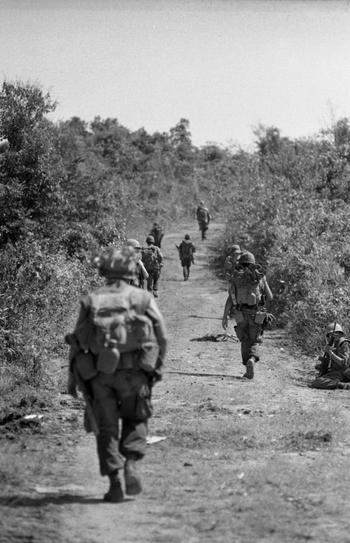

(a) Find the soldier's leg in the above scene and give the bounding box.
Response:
[90,373,124,502]
[146,273,153,292]
[90,373,125,475]
[309,370,343,389]
[152,270,160,297]
[117,371,152,495]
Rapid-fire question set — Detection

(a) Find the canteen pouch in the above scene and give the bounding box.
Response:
[97,347,120,374]
[135,384,153,421]
[74,351,98,381]
[255,311,266,325]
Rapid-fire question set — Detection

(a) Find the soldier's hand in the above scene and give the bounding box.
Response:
[148,368,162,386]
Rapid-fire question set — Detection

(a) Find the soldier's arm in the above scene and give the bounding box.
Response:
[146,298,168,367]
[157,247,163,264]
[139,260,149,279]
[262,277,273,302]
[330,342,350,369]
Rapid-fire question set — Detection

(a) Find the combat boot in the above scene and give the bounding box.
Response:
[338,382,350,390]
[124,458,142,496]
[103,470,124,503]
[243,358,254,380]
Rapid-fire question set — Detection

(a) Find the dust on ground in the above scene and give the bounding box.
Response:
[1,223,350,543]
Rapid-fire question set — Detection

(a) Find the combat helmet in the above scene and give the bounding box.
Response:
[239,251,255,265]
[95,246,137,280]
[231,244,242,254]
[326,322,344,335]
[184,234,190,240]
[126,238,141,249]
[146,235,155,244]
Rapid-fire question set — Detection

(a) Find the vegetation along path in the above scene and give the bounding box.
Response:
[2,222,350,543]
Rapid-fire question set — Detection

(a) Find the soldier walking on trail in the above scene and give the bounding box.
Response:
[196,200,211,240]
[222,251,273,380]
[142,235,163,298]
[126,239,149,288]
[66,246,167,503]
[177,234,196,281]
[149,222,164,248]
[309,323,350,390]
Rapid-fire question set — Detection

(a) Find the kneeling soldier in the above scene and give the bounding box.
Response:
[309,322,350,390]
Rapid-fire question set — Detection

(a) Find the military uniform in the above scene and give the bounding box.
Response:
[310,323,350,390]
[67,247,167,502]
[196,202,211,240]
[149,223,164,248]
[178,234,196,280]
[142,236,163,297]
[222,252,273,379]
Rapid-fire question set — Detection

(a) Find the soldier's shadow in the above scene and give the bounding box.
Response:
[0,494,133,507]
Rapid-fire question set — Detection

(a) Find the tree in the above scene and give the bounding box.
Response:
[0,81,63,245]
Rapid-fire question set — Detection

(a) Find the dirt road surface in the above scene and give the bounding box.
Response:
[2,223,350,543]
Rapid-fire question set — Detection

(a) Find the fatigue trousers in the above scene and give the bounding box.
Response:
[234,311,262,365]
[90,370,152,476]
[181,257,192,280]
[309,369,350,390]
[147,270,160,295]
[198,221,208,240]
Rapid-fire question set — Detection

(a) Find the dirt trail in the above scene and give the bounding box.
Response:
[2,222,350,543]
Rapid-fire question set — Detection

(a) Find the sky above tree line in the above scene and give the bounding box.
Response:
[1,0,350,148]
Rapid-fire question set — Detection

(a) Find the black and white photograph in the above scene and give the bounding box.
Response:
[1,0,350,541]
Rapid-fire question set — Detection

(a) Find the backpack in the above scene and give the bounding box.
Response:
[142,246,159,273]
[179,241,193,259]
[197,207,208,222]
[74,285,155,373]
[151,226,163,245]
[231,265,265,306]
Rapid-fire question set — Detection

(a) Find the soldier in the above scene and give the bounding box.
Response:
[196,200,211,240]
[309,323,350,389]
[177,234,196,281]
[142,235,163,298]
[126,238,149,288]
[66,246,167,502]
[222,251,273,379]
[223,244,242,283]
[149,222,164,248]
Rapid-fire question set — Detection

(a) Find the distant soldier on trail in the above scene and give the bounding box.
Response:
[222,251,273,380]
[126,239,149,288]
[223,244,242,283]
[142,235,163,298]
[149,222,164,249]
[196,200,211,240]
[309,322,350,390]
[177,234,196,281]
[65,246,167,502]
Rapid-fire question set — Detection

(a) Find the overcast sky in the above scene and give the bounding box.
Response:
[1,0,350,147]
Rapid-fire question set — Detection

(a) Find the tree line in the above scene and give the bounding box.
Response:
[1,80,350,393]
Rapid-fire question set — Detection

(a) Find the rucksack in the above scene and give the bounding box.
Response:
[179,241,193,259]
[74,285,155,373]
[231,265,264,306]
[142,246,159,273]
[151,226,163,245]
[197,208,208,222]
